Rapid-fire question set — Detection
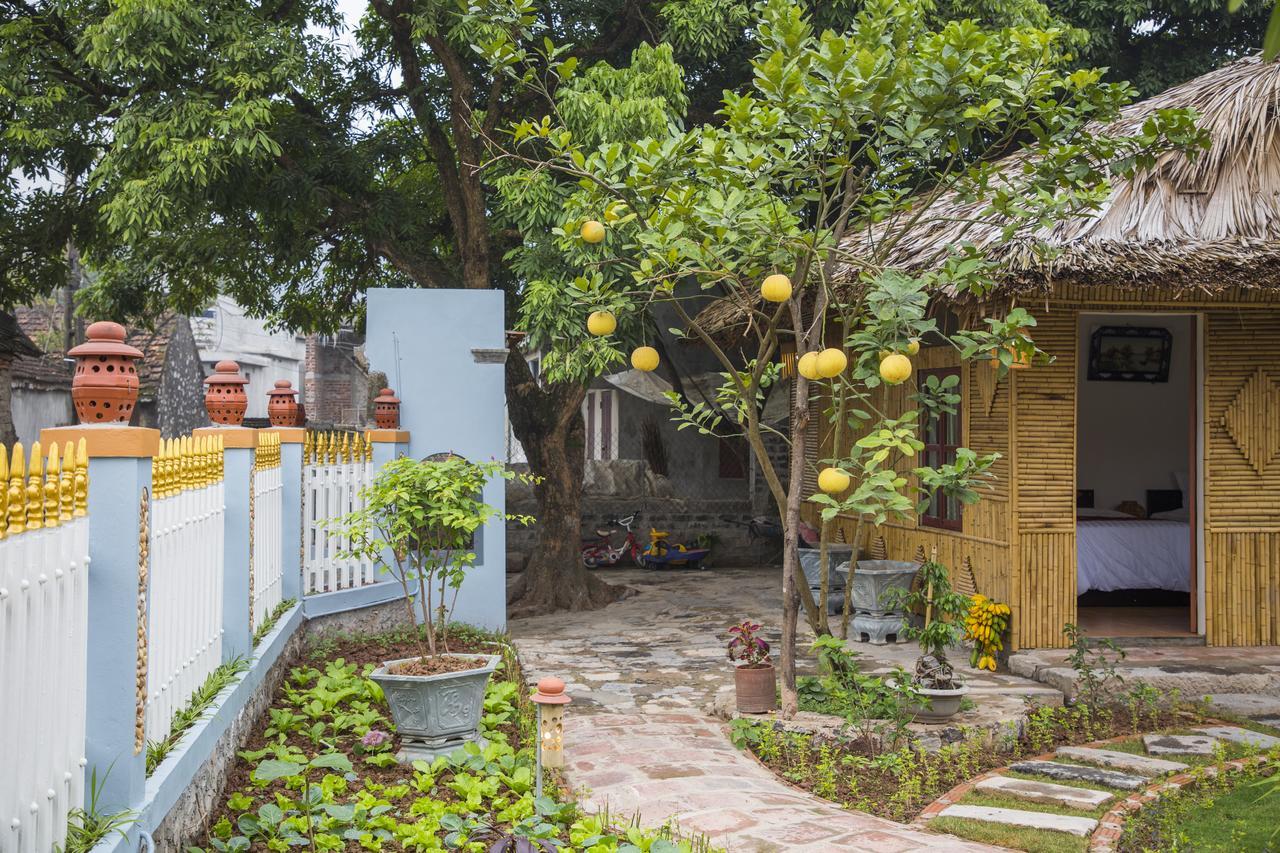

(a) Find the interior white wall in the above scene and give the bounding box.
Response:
[1077,314,1191,513]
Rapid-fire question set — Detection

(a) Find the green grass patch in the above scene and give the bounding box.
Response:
[958,789,1112,818]
[145,656,251,775]
[929,815,1088,853]
[252,597,297,647]
[1119,760,1280,852]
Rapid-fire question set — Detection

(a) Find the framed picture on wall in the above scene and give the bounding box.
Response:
[1087,325,1172,382]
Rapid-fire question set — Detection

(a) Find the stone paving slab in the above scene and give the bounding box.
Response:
[1142,733,1217,756]
[974,775,1114,809]
[563,712,998,852]
[1009,760,1147,790]
[1195,725,1280,749]
[1057,745,1188,775]
[938,804,1098,837]
[1205,693,1280,718]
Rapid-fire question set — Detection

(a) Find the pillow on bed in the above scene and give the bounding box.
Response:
[1150,507,1190,521]
[1077,508,1134,519]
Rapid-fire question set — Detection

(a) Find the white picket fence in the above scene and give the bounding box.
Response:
[144,436,225,746]
[303,432,376,595]
[0,441,90,853]
[250,434,284,631]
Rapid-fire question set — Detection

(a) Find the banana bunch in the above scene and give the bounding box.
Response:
[965,594,1011,672]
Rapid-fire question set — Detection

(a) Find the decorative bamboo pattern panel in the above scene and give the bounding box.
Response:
[1010,307,1078,647]
[1203,310,1280,645]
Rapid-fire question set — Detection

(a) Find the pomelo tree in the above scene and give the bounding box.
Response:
[477,0,1201,712]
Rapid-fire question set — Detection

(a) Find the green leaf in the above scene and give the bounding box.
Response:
[252,760,302,783]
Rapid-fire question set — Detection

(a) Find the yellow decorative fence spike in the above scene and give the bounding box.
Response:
[44,444,60,528]
[342,432,351,464]
[7,443,24,535]
[74,437,88,517]
[60,442,74,522]
[26,441,44,531]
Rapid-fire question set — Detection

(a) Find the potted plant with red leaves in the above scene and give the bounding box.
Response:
[728,620,776,713]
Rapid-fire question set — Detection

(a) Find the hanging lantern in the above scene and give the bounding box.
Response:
[67,321,144,424]
[374,387,401,429]
[266,379,300,427]
[204,360,250,425]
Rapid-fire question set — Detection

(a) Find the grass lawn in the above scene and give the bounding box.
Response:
[1119,762,1280,852]
[929,816,1088,853]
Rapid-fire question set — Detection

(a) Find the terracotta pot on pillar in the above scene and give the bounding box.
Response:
[267,379,300,427]
[67,321,144,424]
[374,387,401,429]
[204,360,250,425]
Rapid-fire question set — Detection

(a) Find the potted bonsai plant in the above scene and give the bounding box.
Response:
[728,620,776,714]
[887,558,972,721]
[333,453,528,761]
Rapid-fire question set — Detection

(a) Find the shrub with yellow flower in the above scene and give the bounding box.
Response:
[964,594,1011,671]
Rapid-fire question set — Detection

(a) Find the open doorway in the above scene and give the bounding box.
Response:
[1076,313,1198,638]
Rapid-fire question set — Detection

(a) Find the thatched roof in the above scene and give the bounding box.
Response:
[697,56,1280,336]
[854,54,1280,294]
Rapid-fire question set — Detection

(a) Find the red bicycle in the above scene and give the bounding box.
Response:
[581,512,642,568]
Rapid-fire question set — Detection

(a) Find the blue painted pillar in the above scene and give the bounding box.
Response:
[40,425,158,816]
[274,428,304,603]
[196,426,256,661]
[364,289,508,631]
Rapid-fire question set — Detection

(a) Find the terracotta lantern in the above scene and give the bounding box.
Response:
[374,387,401,429]
[67,321,144,424]
[266,379,300,427]
[204,360,250,425]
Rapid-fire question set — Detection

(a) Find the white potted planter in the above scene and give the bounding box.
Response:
[371,653,502,761]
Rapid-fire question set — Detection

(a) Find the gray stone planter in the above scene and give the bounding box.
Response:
[905,682,969,722]
[848,560,919,615]
[798,546,853,614]
[370,653,501,762]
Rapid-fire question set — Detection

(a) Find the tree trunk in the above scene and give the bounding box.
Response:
[504,353,623,617]
[0,357,16,448]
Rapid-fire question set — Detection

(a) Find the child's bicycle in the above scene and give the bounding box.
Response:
[580,512,643,568]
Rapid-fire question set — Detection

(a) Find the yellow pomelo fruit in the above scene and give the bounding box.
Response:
[580,220,606,243]
[905,338,921,356]
[586,310,616,336]
[880,352,913,384]
[817,467,851,495]
[796,351,821,380]
[816,348,848,378]
[760,273,792,303]
[631,346,659,372]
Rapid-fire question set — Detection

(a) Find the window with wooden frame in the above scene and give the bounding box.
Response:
[920,367,962,530]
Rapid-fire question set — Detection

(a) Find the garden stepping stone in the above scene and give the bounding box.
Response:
[1195,725,1280,750]
[974,775,1114,810]
[1142,733,1218,756]
[1008,760,1147,790]
[1055,746,1187,777]
[938,804,1098,837]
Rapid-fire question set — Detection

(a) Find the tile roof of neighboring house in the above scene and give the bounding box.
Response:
[0,311,42,359]
[10,306,71,389]
[10,307,186,394]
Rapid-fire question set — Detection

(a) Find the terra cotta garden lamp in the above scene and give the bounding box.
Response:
[67,321,144,424]
[530,677,572,796]
[374,387,401,429]
[266,379,300,426]
[204,360,250,425]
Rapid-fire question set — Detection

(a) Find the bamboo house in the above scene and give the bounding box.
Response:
[714,56,1280,649]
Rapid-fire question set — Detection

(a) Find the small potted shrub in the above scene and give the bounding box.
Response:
[334,454,529,761]
[728,620,776,714]
[888,559,972,721]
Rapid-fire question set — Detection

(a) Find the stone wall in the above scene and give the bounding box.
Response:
[154,317,209,437]
[304,331,369,427]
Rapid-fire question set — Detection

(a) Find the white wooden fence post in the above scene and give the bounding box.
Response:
[37,425,158,824]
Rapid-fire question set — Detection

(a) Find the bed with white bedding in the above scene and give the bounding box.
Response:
[1076,513,1190,593]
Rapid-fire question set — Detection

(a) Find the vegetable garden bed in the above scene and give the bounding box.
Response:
[190,625,704,852]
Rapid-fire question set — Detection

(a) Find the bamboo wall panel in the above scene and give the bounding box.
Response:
[1011,307,1078,647]
[816,345,1016,619]
[1203,310,1280,646]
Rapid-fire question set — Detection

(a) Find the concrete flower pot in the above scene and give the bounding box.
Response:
[370,653,500,762]
[890,679,969,722]
[851,560,919,615]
